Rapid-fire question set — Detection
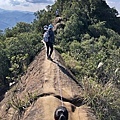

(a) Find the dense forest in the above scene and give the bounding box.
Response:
[0,0,120,119]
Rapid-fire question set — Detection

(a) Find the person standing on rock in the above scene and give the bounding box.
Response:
[47,24,55,60]
[54,106,68,120]
[43,24,54,60]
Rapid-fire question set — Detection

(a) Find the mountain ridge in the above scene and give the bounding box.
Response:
[0,8,35,31]
[0,48,96,120]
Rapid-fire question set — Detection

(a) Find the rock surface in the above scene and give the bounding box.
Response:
[0,48,96,120]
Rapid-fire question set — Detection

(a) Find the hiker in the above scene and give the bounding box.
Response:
[54,106,68,120]
[43,24,54,60]
[56,9,59,17]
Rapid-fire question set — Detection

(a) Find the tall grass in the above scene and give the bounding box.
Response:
[7,92,38,120]
[82,77,120,120]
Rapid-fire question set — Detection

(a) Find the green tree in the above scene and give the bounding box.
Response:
[0,42,9,86]
[64,14,84,41]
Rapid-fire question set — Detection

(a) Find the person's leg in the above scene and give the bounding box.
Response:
[49,43,53,58]
[46,42,49,58]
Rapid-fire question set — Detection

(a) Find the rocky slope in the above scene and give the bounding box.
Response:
[0,48,96,120]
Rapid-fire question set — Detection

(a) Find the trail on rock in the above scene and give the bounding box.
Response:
[0,48,96,120]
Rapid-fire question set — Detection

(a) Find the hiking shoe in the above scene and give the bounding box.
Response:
[47,55,50,59]
[47,55,53,61]
[49,57,53,61]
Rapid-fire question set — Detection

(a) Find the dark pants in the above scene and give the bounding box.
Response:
[46,42,53,57]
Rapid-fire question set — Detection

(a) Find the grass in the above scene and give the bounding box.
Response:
[7,91,38,120]
[82,77,120,120]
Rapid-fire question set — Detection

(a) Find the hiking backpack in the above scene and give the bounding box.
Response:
[43,31,49,42]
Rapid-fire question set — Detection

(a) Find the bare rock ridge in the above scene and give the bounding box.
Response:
[0,48,96,120]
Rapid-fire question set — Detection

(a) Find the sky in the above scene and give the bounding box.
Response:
[0,0,119,14]
[0,0,55,12]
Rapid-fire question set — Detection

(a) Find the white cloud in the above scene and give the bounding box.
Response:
[0,0,55,12]
[26,0,53,4]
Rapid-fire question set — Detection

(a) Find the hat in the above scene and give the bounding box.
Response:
[44,25,48,30]
[48,24,53,30]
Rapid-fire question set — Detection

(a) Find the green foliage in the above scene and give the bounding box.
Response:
[9,92,38,111]
[88,21,107,37]
[61,52,82,79]
[0,33,5,41]
[12,22,32,34]
[0,42,9,85]
[5,33,42,81]
[64,14,84,41]
[33,9,53,32]
[5,28,13,37]
[82,78,120,120]
[5,22,32,37]
[8,92,38,120]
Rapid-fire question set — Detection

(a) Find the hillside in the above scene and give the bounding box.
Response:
[0,8,35,31]
[0,48,96,120]
[0,0,120,119]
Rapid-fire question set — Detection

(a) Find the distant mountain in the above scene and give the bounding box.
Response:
[0,8,35,31]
